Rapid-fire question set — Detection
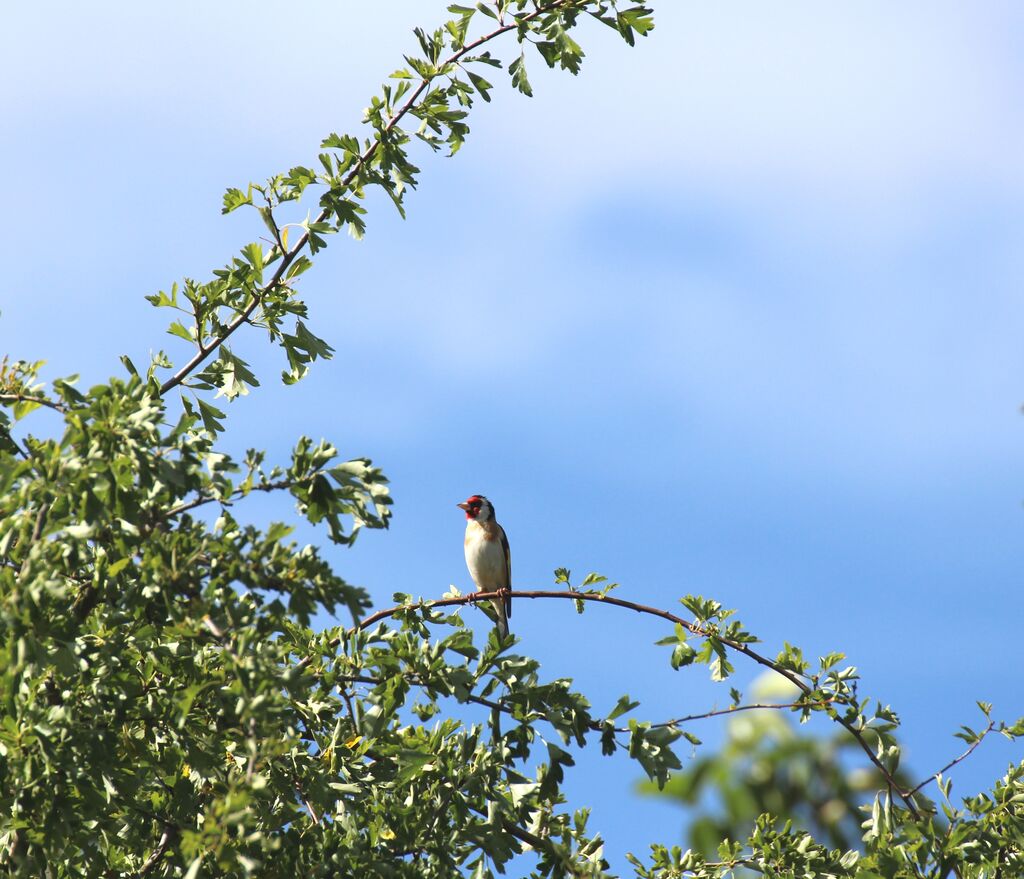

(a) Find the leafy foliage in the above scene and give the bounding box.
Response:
[638,673,914,855]
[1,2,1022,877]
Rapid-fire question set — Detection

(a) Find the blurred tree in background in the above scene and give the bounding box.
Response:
[641,674,914,856]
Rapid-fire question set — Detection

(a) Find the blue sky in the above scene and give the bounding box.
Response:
[3,1,1023,871]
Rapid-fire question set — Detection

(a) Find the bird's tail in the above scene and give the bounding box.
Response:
[491,597,509,640]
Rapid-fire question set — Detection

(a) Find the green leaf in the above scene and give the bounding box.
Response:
[241,242,265,283]
[197,397,226,433]
[509,52,533,96]
[466,70,492,102]
[607,694,640,721]
[167,321,194,342]
[222,185,253,213]
[1001,716,1024,739]
[709,654,734,682]
[475,2,498,20]
[670,643,697,670]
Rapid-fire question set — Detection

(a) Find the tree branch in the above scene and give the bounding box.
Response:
[18,500,50,581]
[157,0,577,398]
[162,476,306,520]
[336,670,833,735]
[294,776,320,825]
[644,698,838,732]
[908,720,996,797]
[497,817,581,873]
[0,392,66,413]
[137,826,172,878]
[350,588,925,818]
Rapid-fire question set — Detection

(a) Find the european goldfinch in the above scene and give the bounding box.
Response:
[457,494,512,639]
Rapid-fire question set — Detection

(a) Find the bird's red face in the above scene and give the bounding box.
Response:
[457,495,487,521]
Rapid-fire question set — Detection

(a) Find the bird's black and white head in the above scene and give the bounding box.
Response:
[457,494,494,523]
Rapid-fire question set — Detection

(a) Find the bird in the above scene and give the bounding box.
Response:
[457,494,512,639]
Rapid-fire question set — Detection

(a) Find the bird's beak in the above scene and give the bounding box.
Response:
[456,502,470,511]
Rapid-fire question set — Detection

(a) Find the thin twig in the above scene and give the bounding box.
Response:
[336,670,831,734]
[908,720,996,797]
[294,776,320,825]
[18,501,50,580]
[645,698,837,732]
[0,392,66,413]
[339,686,358,727]
[994,842,1009,879]
[337,671,513,719]
[2,432,30,459]
[162,476,304,519]
[138,827,172,877]
[157,0,577,397]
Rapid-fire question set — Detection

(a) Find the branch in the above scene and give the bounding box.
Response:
[337,671,511,718]
[337,670,832,735]
[497,817,588,875]
[162,476,305,520]
[0,392,66,413]
[908,720,996,797]
[137,826,172,878]
[18,501,50,581]
[0,423,33,460]
[356,589,803,686]
[350,588,925,818]
[294,776,320,825]
[645,698,837,732]
[157,0,577,397]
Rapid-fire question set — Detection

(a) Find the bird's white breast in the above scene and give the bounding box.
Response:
[464,521,507,589]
